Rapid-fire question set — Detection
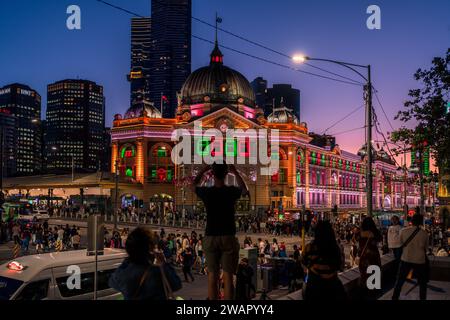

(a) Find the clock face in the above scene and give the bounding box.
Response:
[219,123,228,133]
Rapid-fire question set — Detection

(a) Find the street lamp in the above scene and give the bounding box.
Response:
[294,55,374,216]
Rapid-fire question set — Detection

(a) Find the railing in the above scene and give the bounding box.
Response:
[51,210,207,229]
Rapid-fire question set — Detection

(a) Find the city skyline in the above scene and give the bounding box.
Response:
[0,0,449,156]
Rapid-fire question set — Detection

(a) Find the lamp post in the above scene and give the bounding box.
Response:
[293,56,373,217]
[113,158,119,230]
[0,127,3,202]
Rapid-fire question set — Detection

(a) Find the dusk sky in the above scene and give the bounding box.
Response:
[1,0,449,157]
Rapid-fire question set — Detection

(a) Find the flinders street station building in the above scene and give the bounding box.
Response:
[109,43,426,218]
[2,43,428,219]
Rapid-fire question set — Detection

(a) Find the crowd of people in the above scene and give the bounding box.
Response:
[0,220,82,253]
[1,163,449,302]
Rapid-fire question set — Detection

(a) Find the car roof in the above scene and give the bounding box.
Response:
[0,248,127,283]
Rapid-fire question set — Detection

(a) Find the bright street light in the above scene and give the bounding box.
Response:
[292,55,307,63]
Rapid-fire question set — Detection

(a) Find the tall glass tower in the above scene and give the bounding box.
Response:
[129,17,151,108]
[149,0,191,118]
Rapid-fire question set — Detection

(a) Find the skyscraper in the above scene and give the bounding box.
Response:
[149,0,191,118]
[129,17,151,108]
[0,109,18,178]
[46,79,105,172]
[0,83,42,175]
[250,77,268,109]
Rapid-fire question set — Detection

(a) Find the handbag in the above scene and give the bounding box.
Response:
[159,264,184,300]
[132,267,150,299]
[354,238,370,267]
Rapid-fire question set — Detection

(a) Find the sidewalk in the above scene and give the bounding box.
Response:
[379,280,450,300]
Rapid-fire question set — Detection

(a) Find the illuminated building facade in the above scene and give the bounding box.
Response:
[0,83,42,175]
[46,79,105,172]
[111,44,422,216]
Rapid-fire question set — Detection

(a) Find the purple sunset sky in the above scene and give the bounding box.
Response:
[1,0,449,160]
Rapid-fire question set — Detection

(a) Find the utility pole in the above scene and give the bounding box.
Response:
[365,65,373,217]
[418,149,425,216]
[0,127,3,199]
[113,159,119,230]
[403,147,408,223]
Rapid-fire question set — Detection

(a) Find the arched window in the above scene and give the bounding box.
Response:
[119,144,136,178]
[149,143,173,182]
[121,145,136,158]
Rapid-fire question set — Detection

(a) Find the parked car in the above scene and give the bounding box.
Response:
[0,248,127,300]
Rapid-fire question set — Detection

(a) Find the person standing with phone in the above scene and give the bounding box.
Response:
[194,163,249,300]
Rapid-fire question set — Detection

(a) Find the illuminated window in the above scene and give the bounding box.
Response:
[125,167,133,177]
[121,145,135,158]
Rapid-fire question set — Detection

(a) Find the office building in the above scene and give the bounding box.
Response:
[46,79,105,172]
[0,109,18,177]
[0,83,42,175]
[250,77,268,110]
[129,17,152,108]
[149,0,191,118]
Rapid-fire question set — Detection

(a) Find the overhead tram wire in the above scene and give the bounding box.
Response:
[321,104,365,135]
[192,36,363,86]
[372,86,396,132]
[329,126,367,136]
[372,108,402,167]
[97,0,364,86]
[96,0,145,17]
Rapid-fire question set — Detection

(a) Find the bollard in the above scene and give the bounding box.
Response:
[13,243,20,258]
[55,240,63,252]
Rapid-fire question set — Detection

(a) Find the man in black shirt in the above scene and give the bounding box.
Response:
[194,163,248,300]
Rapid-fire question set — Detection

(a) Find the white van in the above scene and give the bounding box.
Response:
[0,248,127,300]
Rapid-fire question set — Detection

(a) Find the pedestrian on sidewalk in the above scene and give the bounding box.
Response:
[392,214,429,300]
[235,258,255,300]
[181,245,195,283]
[72,232,81,250]
[109,227,181,300]
[388,216,403,261]
[194,163,248,300]
[356,217,382,300]
[301,220,347,301]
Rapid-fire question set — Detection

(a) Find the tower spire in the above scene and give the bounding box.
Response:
[210,14,223,65]
[215,12,218,46]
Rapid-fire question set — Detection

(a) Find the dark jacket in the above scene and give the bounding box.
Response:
[109,259,180,300]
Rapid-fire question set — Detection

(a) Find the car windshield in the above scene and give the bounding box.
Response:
[0,276,24,300]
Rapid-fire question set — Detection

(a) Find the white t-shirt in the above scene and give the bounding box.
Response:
[387,225,402,249]
[400,226,428,264]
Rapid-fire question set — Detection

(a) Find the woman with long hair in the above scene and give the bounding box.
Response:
[356,216,382,299]
[301,220,347,300]
[109,227,181,300]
